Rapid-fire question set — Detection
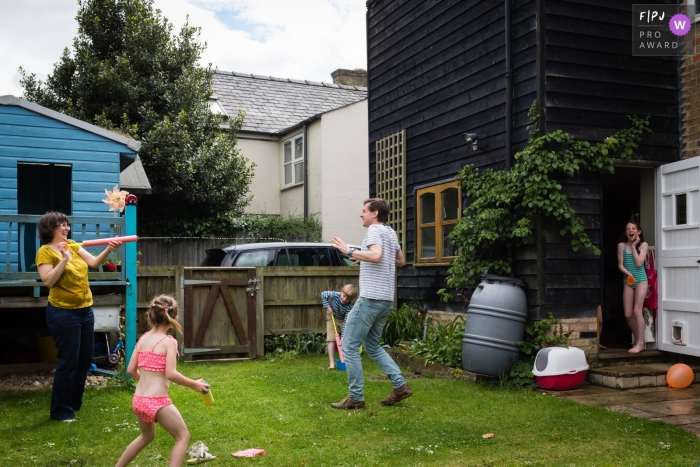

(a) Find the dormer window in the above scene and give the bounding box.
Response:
[209,98,227,117]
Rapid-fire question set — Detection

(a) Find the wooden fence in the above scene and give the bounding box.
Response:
[256,266,359,336]
[134,265,359,358]
[134,266,183,339]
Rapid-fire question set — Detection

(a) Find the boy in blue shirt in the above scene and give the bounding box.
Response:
[321,284,358,369]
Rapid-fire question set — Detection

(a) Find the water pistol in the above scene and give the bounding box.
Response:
[72,235,138,247]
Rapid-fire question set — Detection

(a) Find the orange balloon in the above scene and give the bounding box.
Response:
[667,363,695,389]
[627,276,635,286]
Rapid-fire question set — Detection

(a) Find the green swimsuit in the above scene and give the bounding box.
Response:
[623,249,647,289]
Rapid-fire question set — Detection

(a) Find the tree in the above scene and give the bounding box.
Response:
[19,0,254,236]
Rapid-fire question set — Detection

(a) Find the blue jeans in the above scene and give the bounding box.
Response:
[343,297,406,401]
[46,304,94,420]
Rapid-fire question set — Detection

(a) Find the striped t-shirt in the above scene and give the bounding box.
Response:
[359,223,401,301]
[321,291,354,321]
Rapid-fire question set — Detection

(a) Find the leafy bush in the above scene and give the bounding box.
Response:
[380,300,424,347]
[180,212,323,240]
[233,213,322,242]
[264,333,326,359]
[508,312,569,387]
[406,315,466,368]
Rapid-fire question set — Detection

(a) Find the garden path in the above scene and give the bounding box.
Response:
[543,382,700,436]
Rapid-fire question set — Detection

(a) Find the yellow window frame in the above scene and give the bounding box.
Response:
[416,181,461,264]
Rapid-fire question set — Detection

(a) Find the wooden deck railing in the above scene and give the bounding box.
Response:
[0,214,127,288]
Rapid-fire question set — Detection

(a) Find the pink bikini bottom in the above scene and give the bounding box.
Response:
[132,395,173,423]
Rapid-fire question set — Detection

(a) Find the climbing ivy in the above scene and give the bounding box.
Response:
[445,102,651,293]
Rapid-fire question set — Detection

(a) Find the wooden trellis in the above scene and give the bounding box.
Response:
[375,129,407,251]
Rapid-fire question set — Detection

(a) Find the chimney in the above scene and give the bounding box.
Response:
[331,68,367,87]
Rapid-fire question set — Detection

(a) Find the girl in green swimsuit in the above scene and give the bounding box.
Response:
[617,217,648,354]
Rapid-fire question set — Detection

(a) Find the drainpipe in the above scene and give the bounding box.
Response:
[303,122,308,219]
[505,0,513,170]
[505,0,514,276]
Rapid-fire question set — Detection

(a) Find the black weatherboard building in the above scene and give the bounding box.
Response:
[365,0,681,346]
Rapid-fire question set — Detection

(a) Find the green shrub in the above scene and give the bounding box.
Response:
[183,212,322,241]
[264,332,326,359]
[508,312,569,387]
[380,300,424,347]
[407,315,466,368]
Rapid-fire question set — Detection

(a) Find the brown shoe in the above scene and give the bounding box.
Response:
[381,384,413,406]
[331,396,365,410]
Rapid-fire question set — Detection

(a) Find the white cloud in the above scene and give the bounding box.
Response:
[0,0,79,96]
[0,0,367,97]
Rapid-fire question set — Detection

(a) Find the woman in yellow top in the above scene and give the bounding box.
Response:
[36,211,121,422]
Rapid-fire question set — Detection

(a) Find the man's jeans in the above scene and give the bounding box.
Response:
[46,304,94,420]
[343,297,406,401]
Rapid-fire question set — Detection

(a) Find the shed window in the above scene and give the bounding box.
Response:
[416,181,461,263]
[282,134,304,187]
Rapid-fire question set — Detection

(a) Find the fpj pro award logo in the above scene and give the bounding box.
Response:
[633,4,694,56]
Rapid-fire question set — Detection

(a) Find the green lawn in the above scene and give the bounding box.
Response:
[1,356,699,466]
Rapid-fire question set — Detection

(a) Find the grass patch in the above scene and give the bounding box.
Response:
[1,356,699,466]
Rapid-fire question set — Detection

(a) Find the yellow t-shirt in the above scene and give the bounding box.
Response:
[35,241,93,309]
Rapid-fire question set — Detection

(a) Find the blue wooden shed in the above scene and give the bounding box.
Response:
[0,95,143,370]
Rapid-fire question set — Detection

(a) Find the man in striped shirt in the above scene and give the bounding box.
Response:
[330,198,411,410]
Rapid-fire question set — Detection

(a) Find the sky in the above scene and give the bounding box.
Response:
[0,0,368,97]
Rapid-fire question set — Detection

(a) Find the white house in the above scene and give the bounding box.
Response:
[211,69,369,244]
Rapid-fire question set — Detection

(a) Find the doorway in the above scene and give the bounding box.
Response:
[601,166,655,349]
[17,163,72,271]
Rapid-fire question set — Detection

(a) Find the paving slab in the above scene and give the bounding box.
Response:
[681,424,700,435]
[543,383,700,437]
[632,389,700,401]
[565,393,656,406]
[649,414,700,425]
[607,405,660,419]
[540,385,619,398]
[625,400,700,416]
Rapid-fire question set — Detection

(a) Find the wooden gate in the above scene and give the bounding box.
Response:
[183,267,258,361]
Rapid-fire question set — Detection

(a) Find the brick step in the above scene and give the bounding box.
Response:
[588,363,700,389]
[594,349,668,367]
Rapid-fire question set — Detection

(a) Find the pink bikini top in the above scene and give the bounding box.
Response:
[136,332,179,372]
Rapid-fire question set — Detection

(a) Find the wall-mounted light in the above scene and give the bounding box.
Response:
[463,132,478,151]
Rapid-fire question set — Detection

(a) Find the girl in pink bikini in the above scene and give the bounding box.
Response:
[116,295,209,467]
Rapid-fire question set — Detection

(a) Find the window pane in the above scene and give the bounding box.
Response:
[338,252,360,266]
[420,193,435,224]
[234,250,272,267]
[277,249,291,266]
[677,193,687,225]
[294,161,304,183]
[421,226,436,258]
[284,141,292,163]
[208,99,225,115]
[441,187,459,221]
[295,137,303,160]
[287,247,331,266]
[442,223,456,257]
[284,164,292,185]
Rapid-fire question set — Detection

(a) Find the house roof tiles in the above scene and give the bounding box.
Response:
[212,70,367,134]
